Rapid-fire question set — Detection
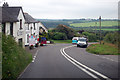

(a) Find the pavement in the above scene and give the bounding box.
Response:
[19,43,119,80]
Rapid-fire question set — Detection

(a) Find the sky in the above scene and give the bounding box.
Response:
[0,0,119,19]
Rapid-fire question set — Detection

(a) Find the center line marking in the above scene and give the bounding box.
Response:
[32,49,39,63]
[60,45,111,80]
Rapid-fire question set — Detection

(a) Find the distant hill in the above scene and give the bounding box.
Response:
[37,19,118,31]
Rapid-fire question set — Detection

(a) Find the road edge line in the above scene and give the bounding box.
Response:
[61,45,111,80]
[17,49,39,79]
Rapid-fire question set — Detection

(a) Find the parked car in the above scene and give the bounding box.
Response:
[77,37,88,48]
[40,37,47,46]
[72,37,79,44]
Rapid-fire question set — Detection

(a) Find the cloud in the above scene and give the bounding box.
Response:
[1,0,119,19]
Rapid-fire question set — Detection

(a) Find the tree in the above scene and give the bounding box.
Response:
[55,24,75,39]
[53,32,67,40]
[104,32,119,44]
[82,32,97,42]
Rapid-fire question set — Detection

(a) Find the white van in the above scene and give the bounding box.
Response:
[77,37,88,48]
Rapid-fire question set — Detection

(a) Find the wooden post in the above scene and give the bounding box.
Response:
[99,16,101,44]
[95,22,97,35]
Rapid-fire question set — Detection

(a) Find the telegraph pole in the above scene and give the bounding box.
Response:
[99,16,101,44]
[95,22,97,35]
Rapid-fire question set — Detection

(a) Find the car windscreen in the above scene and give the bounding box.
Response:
[78,39,86,41]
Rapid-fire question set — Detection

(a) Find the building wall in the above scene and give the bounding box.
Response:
[3,9,26,48]
[15,9,25,47]
[37,22,48,33]
[25,22,39,46]
[25,23,30,45]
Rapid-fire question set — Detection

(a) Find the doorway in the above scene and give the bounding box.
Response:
[10,22,13,36]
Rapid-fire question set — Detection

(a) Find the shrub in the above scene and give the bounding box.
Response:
[55,24,75,39]
[82,32,98,42]
[104,32,119,44]
[2,34,32,80]
[53,32,67,40]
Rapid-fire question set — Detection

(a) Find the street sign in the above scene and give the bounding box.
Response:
[29,35,35,46]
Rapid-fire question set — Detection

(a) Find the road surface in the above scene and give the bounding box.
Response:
[19,43,119,80]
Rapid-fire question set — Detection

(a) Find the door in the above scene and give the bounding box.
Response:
[18,38,23,47]
[10,22,13,36]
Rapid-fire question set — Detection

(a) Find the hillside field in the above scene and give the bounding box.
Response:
[93,29,119,31]
[70,21,118,27]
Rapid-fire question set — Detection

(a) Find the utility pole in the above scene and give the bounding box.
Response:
[99,16,101,44]
[95,22,97,35]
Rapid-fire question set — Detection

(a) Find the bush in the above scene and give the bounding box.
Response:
[2,34,32,80]
[104,32,119,44]
[55,24,75,39]
[53,32,67,40]
[82,32,98,42]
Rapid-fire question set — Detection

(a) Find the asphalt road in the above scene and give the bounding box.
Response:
[19,43,119,80]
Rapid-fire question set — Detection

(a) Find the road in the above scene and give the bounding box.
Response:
[19,43,119,80]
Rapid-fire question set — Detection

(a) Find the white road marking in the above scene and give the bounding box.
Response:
[88,43,118,63]
[91,54,118,63]
[60,45,112,80]
[60,49,99,79]
[32,49,39,63]
[18,49,40,78]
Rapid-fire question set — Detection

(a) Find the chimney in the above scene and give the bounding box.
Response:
[3,2,9,7]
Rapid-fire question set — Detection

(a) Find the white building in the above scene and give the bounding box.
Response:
[24,13,48,46]
[1,2,26,47]
[24,13,39,46]
[38,21,48,33]
[1,2,48,47]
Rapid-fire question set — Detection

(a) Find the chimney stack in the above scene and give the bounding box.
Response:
[3,2,9,7]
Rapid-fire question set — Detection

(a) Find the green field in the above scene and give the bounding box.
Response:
[52,40,72,43]
[70,21,118,27]
[93,29,119,31]
[86,43,119,55]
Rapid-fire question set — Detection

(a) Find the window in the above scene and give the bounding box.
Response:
[2,23,6,34]
[36,35,37,40]
[34,23,36,30]
[20,19,22,29]
[27,34,29,43]
[28,24,29,30]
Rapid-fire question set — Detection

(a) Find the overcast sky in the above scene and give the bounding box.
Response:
[0,0,119,19]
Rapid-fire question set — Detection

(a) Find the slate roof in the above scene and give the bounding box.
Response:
[0,7,22,23]
[24,13,38,23]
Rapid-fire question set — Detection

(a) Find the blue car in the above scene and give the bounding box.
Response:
[72,37,79,44]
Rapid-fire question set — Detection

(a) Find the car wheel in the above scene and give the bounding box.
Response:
[85,45,87,48]
[77,45,79,47]
[29,46,32,50]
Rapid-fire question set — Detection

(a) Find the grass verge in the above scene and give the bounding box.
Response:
[86,43,119,55]
[51,40,72,43]
[2,34,32,80]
